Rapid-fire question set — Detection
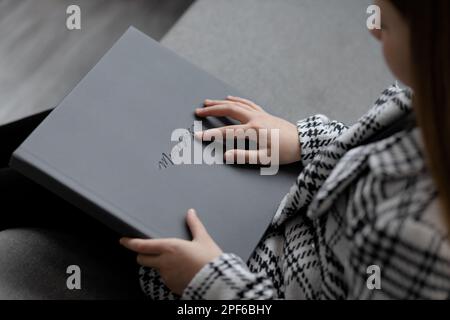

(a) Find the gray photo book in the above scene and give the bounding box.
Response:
[10,27,299,260]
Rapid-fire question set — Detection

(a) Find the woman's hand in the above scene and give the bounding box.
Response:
[195,96,301,165]
[120,209,223,295]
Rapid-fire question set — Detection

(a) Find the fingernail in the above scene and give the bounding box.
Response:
[187,208,196,216]
[195,108,203,114]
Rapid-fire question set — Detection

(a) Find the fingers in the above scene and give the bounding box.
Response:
[186,209,208,240]
[204,99,254,112]
[204,99,228,106]
[120,238,173,255]
[195,124,250,141]
[226,96,263,111]
[196,104,251,123]
[136,254,161,269]
[205,97,262,111]
[198,96,262,123]
[224,149,267,165]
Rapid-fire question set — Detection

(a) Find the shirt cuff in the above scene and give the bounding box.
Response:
[297,115,347,167]
[181,253,274,300]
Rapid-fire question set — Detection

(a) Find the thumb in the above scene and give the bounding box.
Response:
[186,209,208,240]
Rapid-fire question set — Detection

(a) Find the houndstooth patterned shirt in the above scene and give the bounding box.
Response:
[140,85,450,300]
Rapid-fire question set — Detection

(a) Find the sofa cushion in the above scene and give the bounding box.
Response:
[161,0,393,124]
[0,228,144,299]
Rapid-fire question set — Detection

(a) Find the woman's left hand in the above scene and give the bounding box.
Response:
[120,209,223,295]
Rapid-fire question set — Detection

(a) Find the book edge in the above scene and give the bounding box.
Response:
[10,147,163,239]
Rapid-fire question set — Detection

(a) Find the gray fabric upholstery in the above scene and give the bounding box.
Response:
[161,0,393,124]
[0,228,144,299]
[0,0,194,125]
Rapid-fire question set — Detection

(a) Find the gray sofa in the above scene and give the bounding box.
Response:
[0,0,392,299]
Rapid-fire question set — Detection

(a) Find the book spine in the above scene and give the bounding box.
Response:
[9,150,148,239]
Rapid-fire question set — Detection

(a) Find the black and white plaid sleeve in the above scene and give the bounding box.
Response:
[297,115,349,167]
[347,200,450,300]
[181,253,276,300]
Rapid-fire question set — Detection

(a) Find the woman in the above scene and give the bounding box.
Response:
[1,0,449,299]
[121,0,450,299]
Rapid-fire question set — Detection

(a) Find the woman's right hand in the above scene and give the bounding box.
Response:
[195,96,301,165]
